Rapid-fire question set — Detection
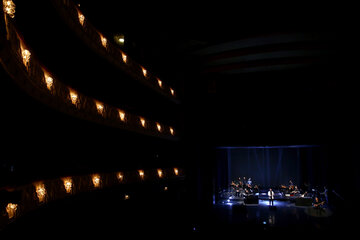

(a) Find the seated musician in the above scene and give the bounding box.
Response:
[312,197,325,210]
[247,177,252,186]
[301,191,309,198]
[291,186,300,195]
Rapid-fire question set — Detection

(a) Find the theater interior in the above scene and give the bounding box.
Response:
[1,0,359,237]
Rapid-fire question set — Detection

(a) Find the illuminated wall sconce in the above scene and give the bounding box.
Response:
[156,122,162,132]
[124,194,130,200]
[77,11,85,26]
[6,203,18,219]
[121,51,127,63]
[164,186,168,191]
[3,0,16,18]
[174,168,179,176]
[140,117,146,127]
[114,34,125,46]
[43,71,54,91]
[117,172,124,182]
[138,170,144,179]
[141,66,147,78]
[157,78,163,88]
[92,174,101,188]
[69,89,78,105]
[20,44,31,69]
[34,182,47,203]
[118,110,126,122]
[95,101,104,115]
[62,177,73,194]
[169,127,174,136]
[170,88,175,96]
[99,34,107,48]
[157,169,163,178]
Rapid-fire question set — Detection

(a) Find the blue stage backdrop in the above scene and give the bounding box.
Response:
[216,145,327,189]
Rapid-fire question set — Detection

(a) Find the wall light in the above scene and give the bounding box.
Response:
[20,47,31,69]
[169,127,174,136]
[99,34,107,48]
[92,174,101,188]
[170,88,175,96]
[157,169,163,178]
[44,72,53,91]
[118,110,126,122]
[124,194,130,200]
[141,67,147,77]
[6,203,18,219]
[156,122,162,132]
[95,101,104,115]
[140,117,146,127]
[62,177,73,194]
[3,0,16,18]
[121,51,127,63]
[69,89,78,105]
[138,170,144,179]
[114,34,125,46]
[77,11,85,26]
[157,78,162,88]
[34,182,46,203]
[117,172,124,182]
[174,168,179,176]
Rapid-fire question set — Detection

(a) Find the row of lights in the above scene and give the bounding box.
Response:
[16,35,175,136]
[75,6,176,97]
[4,168,180,219]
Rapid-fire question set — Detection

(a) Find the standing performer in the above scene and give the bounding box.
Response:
[268,188,275,206]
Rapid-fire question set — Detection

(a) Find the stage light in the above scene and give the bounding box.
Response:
[34,182,46,203]
[92,174,101,188]
[157,79,162,88]
[3,0,16,18]
[174,168,179,176]
[164,186,168,191]
[114,34,125,45]
[170,88,175,96]
[124,194,130,200]
[118,110,125,121]
[69,89,78,105]
[43,72,53,90]
[141,67,147,77]
[140,117,146,127]
[5,203,18,219]
[157,169,163,178]
[99,34,107,48]
[169,127,174,136]
[117,172,124,181]
[138,170,144,179]
[95,101,104,115]
[62,177,73,194]
[77,11,85,26]
[121,51,127,63]
[156,123,162,132]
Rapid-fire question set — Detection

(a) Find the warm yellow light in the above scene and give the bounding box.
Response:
[92,174,101,188]
[124,194,130,200]
[62,177,73,194]
[78,11,85,26]
[3,0,16,18]
[157,79,162,88]
[117,172,124,181]
[174,168,179,176]
[44,72,53,90]
[69,89,78,105]
[141,67,147,77]
[170,88,175,96]
[34,182,46,203]
[156,123,162,132]
[6,203,18,219]
[164,186,168,191]
[21,48,31,68]
[95,101,104,115]
[138,170,144,179]
[118,110,125,121]
[121,52,127,63]
[169,127,174,136]
[157,169,163,178]
[100,34,107,48]
[140,117,146,127]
